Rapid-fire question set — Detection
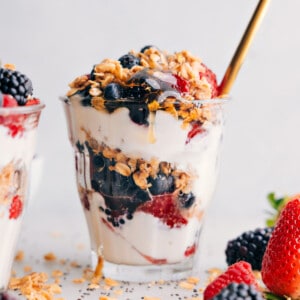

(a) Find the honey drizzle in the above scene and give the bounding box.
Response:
[148,111,156,144]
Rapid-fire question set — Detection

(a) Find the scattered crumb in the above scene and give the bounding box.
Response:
[99,296,117,300]
[88,282,100,290]
[114,289,123,295]
[44,252,57,261]
[23,265,32,273]
[143,297,161,300]
[157,279,165,284]
[59,258,67,265]
[15,250,24,262]
[206,267,222,284]
[51,269,64,278]
[70,260,80,268]
[9,272,62,299]
[104,277,119,287]
[179,280,195,290]
[82,268,94,280]
[72,277,86,284]
[187,276,200,284]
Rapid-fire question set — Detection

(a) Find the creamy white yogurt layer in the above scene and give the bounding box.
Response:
[69,94,224,266]
[0,125,37,291]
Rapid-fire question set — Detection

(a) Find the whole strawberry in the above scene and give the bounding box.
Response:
[203,261,259,300]
[261,198,300,298]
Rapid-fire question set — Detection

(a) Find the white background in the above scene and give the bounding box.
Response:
[1,0,300,290]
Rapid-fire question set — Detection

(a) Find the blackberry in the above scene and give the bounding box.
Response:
[0,68,33,105]
[225,227,274,270]
[211,283,264,300]
[118,54,141,69]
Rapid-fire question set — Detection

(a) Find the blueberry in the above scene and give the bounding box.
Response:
[149,173,175,195]
[119,54,141,69]
[178,192,196,208]
[93,154,105,169]
[103,82,124,100]
[128,104,149,125]
[0,91,3,106]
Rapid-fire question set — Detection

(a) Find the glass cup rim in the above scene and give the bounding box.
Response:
[0,103,45,115]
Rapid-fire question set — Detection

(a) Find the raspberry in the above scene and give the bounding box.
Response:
[9,195,23,219]
[0,68,33,105]
[0,93,18,107]
[225,227,273,270]
[203,261,258,300]
[138,194,187,228]
[211,283,264,300]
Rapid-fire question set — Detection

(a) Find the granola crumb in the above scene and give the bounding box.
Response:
[51,269,64,278]
[23,265,32,273]
[187,276,200,284]
[9,272,62,299]
[70,260,80,268]
[143,297,161,300]
[104,277,119,287]
[99,296,117,300]
[178,280,195,290]
[88,282,100,290]
[44,252,57,261]
[15,250,24,262]
[72,277,86,284]
[114,289,123,295]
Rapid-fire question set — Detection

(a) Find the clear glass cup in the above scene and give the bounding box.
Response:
[62,96,227,282]
[0,103,44,291]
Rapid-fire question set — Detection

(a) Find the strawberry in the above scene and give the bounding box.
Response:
[1,94,18,107]
[138,194,187,228]
[174,74,189,93]
[261,197,300,298]
[25,98,40,106]
[200,63,219,98]
[9,195,23,219]
[186,122,206,144]
[203,261,259,300]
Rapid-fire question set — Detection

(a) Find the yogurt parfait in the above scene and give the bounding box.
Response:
[0,64,44,291]
[62,46,227,281]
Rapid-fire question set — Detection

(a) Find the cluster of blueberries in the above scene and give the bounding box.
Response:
[77,141,195,227]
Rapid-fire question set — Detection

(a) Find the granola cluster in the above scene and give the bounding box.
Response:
[9,272,62,300]
[67,47,219,125]
[84,131,192,194]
